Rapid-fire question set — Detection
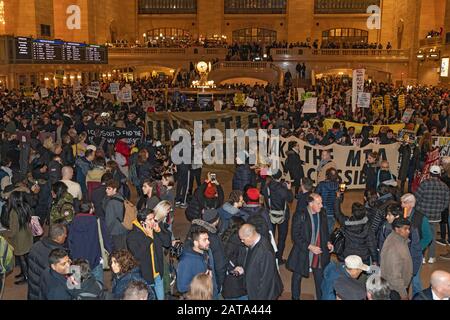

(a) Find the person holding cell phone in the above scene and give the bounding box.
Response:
[126,208,172,300]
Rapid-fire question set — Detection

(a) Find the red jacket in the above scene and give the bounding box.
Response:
[115,140,130,166]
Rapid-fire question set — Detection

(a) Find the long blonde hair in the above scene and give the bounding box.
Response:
[153,200,171,222]
[186,273,213,300]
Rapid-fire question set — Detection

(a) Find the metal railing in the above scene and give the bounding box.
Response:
[212,61,270,71]
[224,0,286,14]
[271,48,410,57]
[419,37,443,47]
[109,47,228,56]
[314,0,380,14]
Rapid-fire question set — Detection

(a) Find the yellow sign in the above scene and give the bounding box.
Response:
[371,97,383,114]
[234,93,246,106]
[384,95,391,117]
[23,87,34,98]
[323,119,405,134]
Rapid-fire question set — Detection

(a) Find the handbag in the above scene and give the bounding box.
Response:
[30,216,43,237]
[97,218,110,270]
[267,185,287,225]
[330,227,345,260]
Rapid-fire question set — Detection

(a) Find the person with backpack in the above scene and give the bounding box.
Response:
[0,191,33,285]
[0,235,14,299]
[261,169,293,264]
[0,157,13,197]
[68,202,113,285]
[239,187,272,241]
[27,223,67,300]
[103,179,129,251]
[50,182,75,225]
[334,192,378,265]
[185,175,224,222]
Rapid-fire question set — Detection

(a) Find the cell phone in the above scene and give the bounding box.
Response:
[339,183,346,192]
[210,173,216,182]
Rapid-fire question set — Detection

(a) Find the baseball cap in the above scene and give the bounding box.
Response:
[344,255,369,271]
[246,188,260,202]
[430,165,441,175]
[86,145,97,152]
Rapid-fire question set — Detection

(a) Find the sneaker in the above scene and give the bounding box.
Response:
[440,252,450,260]
[436,239,449,246]
[422,257,426,264]
[428,257,436,264]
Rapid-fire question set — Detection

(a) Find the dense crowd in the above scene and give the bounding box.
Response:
[0,76,449,300]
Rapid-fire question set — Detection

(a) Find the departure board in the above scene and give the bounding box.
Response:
[13,37,108,64]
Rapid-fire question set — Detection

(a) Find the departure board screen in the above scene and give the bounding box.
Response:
[13,37,108,64]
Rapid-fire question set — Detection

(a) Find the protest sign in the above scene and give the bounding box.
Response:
[352,69,365,112]
[86,86,100,98]
[86,126,144,145]
[302,98,318,114]
[398,94,406,110]
[245,97,255,107]
[110,82,120,94]
[401,108,414,123]
[357,92,371,108]
[120,86,132,103]
[297,88,305,102]
[233,93,246,106]
[40,88,49,98]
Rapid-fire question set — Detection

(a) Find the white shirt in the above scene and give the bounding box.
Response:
[61,179,83,200]
[432,288,450,300]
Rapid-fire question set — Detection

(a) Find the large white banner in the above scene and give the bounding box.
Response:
[279,137,400,189]
[357,92,371,108]
[352,69,365,113]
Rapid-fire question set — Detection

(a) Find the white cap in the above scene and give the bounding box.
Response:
[430,165,441,175]
[86,145,97,152]
[345,255,369,271]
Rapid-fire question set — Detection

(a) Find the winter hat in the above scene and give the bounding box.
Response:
[202,209,219,224]
[246,188,260,203]
[204,183,217,199]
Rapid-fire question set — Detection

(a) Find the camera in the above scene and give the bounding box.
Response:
[210,173,217,182]
[169,241,184,258]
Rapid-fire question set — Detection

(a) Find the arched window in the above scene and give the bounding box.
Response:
[146,28,192,41]
[322,28,368,45]
[232,28,277,44]
[138,0,197,14]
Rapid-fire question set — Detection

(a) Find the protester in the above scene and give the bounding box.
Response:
[217,191,243,236]
[110,249,155,300]
[237,224,283,300]
[316,150,336,184]
[286,193,333,300]
[380,218,413,299]
[49,181,75,225]
[103,179,128,251]
[413,270,450,300]
[316,168,339,232]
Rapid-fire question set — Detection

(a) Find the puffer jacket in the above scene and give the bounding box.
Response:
[232,164,255,191]
[27,238,65,300]
[334,198,378,264]
[316,180,339,217]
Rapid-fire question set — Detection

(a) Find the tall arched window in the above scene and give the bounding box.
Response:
[232,28,277,44]
[322,28,369,45]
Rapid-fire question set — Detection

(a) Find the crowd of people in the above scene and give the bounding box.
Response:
[0,75,449,300]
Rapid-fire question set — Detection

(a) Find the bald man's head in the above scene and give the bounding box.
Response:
[430,270,450,299]
[239,224,258,247]
[61,166,73,179]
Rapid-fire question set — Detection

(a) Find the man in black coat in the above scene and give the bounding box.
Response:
[261,170,294,264]
[284,141,304,194]
[413,270,450,300]
[90,172,113,219]
[234,224,283,300]
[362,151,379,192]
[38,249,76,300]
[28,224,67,300]
[286,193,333,300]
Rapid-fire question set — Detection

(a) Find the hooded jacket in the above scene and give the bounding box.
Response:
[111,267,155,300]
[176,242,218,297]
[38,268,76,300]
[68,214,113,269]
[217,202,241,235]
[284,149,304,185]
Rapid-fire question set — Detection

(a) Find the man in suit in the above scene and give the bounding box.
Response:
[413,270,450,300]
[233,224,283,300]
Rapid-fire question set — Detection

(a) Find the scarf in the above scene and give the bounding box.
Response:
[307,207,320,269]
[317,159,330,172]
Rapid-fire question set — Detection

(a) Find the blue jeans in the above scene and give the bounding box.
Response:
[327,216,335,234]
[91,263,104,285]
[151,275,165,300]
[412,264,423,296]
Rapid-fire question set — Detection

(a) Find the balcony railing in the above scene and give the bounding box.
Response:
[109,47,228,57]
[212,61,271,71]
[314,0,380,14]
[138,0,197,14]
[271,48,410,58]
[419,37,443,47]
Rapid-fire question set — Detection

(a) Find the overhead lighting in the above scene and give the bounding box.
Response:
[77,75,82,79]
[70,75,75,79]
[0,1,5,25]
